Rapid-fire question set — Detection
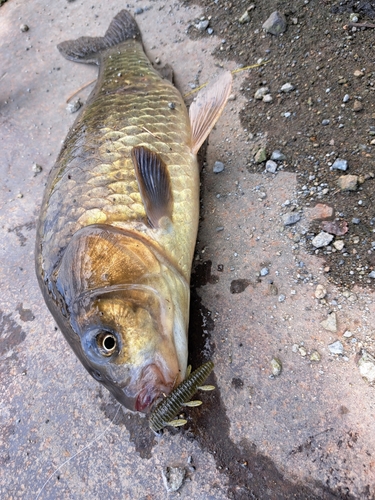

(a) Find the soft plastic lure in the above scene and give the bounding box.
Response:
[149,361,214,433]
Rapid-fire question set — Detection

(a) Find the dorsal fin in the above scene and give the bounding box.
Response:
[57,10,141,65]
[131,146,173,229]
[189,71,233,154]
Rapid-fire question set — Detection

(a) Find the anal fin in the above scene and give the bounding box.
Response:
[189,71,232,154]
[131,146,173,229]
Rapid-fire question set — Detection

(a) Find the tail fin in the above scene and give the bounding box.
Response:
[57,10,141,65]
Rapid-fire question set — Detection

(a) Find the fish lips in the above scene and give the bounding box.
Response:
[135,363,176,412]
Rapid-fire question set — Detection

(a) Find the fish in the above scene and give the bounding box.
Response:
[35,10,232,413]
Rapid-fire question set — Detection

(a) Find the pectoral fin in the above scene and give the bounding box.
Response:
[189,71,233,154]
[131,146,173,229]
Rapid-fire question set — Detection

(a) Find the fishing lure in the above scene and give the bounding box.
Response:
[149,361,214,433]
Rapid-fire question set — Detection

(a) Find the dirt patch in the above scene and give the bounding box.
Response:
[186,0,375,291]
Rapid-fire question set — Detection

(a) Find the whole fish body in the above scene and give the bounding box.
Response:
[35,10,231,412]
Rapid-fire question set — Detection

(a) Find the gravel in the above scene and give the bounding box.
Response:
[358,352,375,383]
[331,159,348,171]
[320,312,337,333]
[282,212,301,226]
[265,160,277,173]
[312,231,334,248]
[337,175,358,191]
[271,150,286,161]
[213,161,225,173]
[254,87,270,100]
[280,82,295,93]
[270,358,282,377]
[162,466,186,492]
[262,11,287,35]
[328,340,344,355]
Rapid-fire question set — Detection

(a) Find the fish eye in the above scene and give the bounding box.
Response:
[96,330,117,357]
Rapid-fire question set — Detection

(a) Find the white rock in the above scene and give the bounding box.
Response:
[280,82,295,93]
[358,352,375,383]
[254,87,270,99]
[265,160,277,173]
[333,240,345,251]
[328,340,344,355]
[312,231,334,248]
[314,284,327,299]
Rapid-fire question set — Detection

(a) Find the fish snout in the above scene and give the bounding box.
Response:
[135,363,179,412]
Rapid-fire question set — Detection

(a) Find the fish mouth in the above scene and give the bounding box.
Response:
[135,363,177,412]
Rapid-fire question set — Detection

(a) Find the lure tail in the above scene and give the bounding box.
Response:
[57,10,142,65]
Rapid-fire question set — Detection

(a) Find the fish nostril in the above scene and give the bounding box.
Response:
[96,330,117,356]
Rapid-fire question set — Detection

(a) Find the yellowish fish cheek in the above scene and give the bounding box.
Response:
[115,309,159,366]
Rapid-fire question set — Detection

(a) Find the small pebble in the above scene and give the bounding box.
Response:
[353,100,363,112]
[254,148,267,163]
[262,11,287,35]
[254,87,270,100]
[32,163,43,175]
[260,267,269,276]
[162,467,186,493]
[271,150,286,161]
[263,94,273,103]
[358,352,375,383]
[66,98,82,113]
[310,350,321,362]
[280,82,295,93]
[337,175,358,191]
[328,340,344,355]
[320,312,337,333]
[321,119,330,126]
[270,358,282,377]
[333,240,345,251]
[197,20,209,31]
[368,271,375,279]
[278,294,286,302]
[299,346,307,357]
[265,160,277,173]
[20,24,29,32]
[239,10,250,24]
[343,94,350,103]
[331,159,348,171]
[213,161,225,173]
[312,231,334,248]
[352,218,361,224]
[134,7,144,15]
[282,212,301,226]
[207,27,214,35]
[314,284,327,299]
[343,330,353,338]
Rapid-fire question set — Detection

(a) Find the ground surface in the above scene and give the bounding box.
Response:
[1,0,375,499]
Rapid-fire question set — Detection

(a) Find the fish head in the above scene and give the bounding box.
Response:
[53,225,189,412]
[71,287,183,412]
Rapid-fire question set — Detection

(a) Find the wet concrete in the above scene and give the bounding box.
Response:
[1,0,375,499]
